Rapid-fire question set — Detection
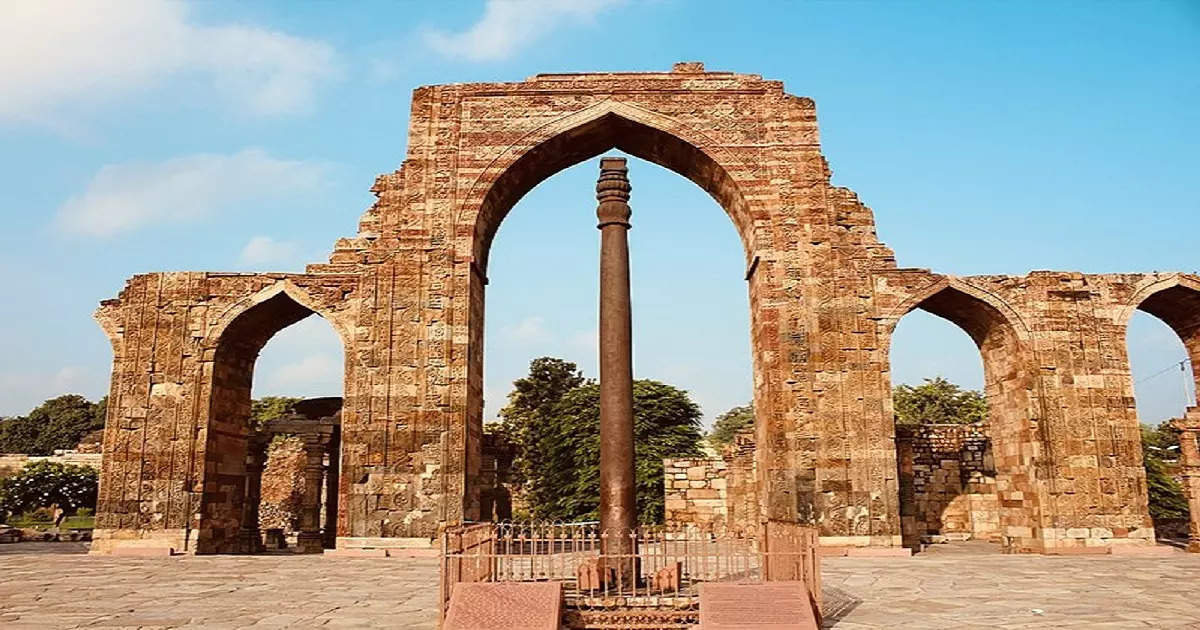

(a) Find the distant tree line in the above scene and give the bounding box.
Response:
[0,395,106,456]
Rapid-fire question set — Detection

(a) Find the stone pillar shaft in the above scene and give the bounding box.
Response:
[296,434,327,554]
[323,431,340,549]
[236,438,268,554]
[1174,409,1200,553]
[596,157,637,578]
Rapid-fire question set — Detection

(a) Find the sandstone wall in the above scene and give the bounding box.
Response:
[663,454,727,527]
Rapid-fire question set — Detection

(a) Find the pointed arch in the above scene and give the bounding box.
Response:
[458,100,763,271]
[204,279,354,355]
[883,276,1044,551]
[197,278,351,553]
[1120,273,1200,408]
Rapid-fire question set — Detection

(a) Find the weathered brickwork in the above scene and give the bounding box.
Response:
[663,450,728,527]
[91,63,1196,554]
[896,424,1000,546]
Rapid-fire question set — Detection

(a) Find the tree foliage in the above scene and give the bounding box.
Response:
[0,461,98,523]
[893,377,987,425]
[251,396,303,428]
[0,395,106,455]
[499,357,585,489]
[1141,423,1189,521]
[501,358,704,523]
[709,403,754,446]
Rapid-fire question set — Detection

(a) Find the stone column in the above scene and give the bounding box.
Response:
[596,157,637,582]
[1172,408,1200,553]
[296,433,327,554]
[323,430,340,549]
[236,436,268,554]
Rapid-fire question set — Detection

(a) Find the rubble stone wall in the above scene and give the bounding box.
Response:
[91,63,1194,554]
[896,424,999,545]
[663,454,728,527]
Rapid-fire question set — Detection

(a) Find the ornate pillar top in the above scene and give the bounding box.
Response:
[596,157,631,228]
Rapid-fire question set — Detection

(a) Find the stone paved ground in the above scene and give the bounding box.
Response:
[0,542,1197,628]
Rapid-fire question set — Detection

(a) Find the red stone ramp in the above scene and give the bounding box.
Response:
[443,582,562,630]
[695,582,819,630]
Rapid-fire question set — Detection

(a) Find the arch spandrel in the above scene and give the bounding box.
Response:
[455,100,767,269]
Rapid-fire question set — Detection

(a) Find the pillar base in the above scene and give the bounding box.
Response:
[295,532,325,554]
[1187,540,1200,553]
[234,528,265,554]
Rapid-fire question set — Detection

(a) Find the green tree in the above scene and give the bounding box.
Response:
[499,357,586,488]
[1141,423,1189,521]
[527,378,704,523]
[893,377,987,426]
[709,403,754,446]
[251,397,302,428]
[0,395,104,455]
[0,461,98,525]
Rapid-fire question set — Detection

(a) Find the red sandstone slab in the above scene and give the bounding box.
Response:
[444,582,562,630]
[697,582,818,630]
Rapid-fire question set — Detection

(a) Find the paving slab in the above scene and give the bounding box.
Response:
[0,542,1197,628]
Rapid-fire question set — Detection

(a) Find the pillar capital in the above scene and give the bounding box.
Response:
[596,157,631,228]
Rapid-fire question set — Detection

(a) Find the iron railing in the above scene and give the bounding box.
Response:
[440,520,820,628]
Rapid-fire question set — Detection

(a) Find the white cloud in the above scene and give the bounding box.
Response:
[424,0,625,62]
[503,316,552,343]
[55,149,328,237]
[239,236,301,267]
[0,0,339,126]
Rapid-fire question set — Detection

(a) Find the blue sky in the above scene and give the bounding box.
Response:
[0,0,1197,428]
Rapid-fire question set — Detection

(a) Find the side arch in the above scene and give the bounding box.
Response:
[1120,273,1200,408]
[883,277,1045,552]
[203,279,355,358]
[197,279,352,553]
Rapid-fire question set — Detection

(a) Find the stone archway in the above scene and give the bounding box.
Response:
[197,286,348,553]
[883,280,1044,552]
[92,64,1186,554]
[1121,275,1200,408]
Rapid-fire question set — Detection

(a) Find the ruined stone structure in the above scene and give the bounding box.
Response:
[92,63,1199,554]
[895,423,1000,547]
[664,432,758,532]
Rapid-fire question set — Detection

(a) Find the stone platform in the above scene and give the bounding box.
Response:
[0,542,1197,628]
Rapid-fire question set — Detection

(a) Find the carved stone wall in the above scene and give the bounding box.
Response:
[91,63,1196,554]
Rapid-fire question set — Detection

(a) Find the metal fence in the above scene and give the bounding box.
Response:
[440,520,820,627]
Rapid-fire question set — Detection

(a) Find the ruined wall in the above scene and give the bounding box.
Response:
[259,437,305,532]
[92,63,1194,554]
[896,424,999,545]
[663,432,758,532]
[663,452,728,527]
[0,452,102,477]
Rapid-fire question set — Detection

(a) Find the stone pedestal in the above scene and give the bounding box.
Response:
[1171,408,1200,553]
